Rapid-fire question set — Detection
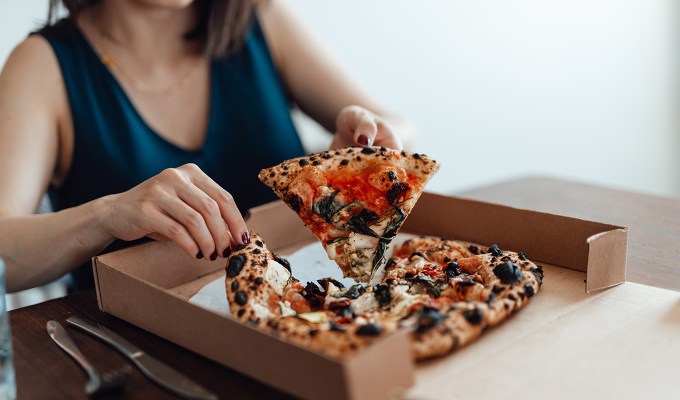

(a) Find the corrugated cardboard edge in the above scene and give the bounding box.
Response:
[93,243,414,400]
[91,191,629,398]
[400,192,629,292]
[586,228,628,293]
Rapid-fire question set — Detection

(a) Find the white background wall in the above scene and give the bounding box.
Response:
[2,0,678,198]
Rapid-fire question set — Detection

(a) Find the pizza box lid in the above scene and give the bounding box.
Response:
[93,192,630,399]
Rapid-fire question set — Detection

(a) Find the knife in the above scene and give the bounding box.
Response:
[67,316,218,400]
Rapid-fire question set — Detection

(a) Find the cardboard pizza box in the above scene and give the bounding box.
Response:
[92,192,633,400]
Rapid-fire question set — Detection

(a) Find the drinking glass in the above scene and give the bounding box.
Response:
[0,259,15,400]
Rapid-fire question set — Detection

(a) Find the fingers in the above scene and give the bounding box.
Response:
[178,164,249,248]
[352,112,377,147]
[340,105,378,147]
[373,119,403,150]
[144,209,200,259]
[162,193,224,261]
[336,105,403,150]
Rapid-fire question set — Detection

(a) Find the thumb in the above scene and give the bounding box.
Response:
[351,110,378,147]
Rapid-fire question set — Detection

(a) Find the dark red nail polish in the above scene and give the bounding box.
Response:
[210,251,217,261]
[222,247,232,258]
[242,231,250,244]
[196,251,203,259]
[357,134,369,146]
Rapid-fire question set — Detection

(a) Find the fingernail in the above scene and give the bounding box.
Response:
[222,247,232,258]
[357,134,369,146]
[242,231,250,244]
[210,251,217,261]
[196,251,203,259]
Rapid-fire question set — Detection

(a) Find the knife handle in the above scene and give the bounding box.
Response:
[66,316,142,358]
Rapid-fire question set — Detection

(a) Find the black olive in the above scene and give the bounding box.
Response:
[312,161,321,166]
[524,282,535,297]
[299,159,309,166]
[444,261,462,278]
[308,329,318,337]
[518,252,527,260]
[373,284,391,308]
[226,254,246,277]
[468,245,478,254]
[361,147,377,154]
[255,240,263,247]
[380,146,387,152]
[253,248,261,255]
[386,182,410,205]
[330,322,346,333]
[356,323,382,336]
[234,244,247,252]
[235,291,248,306]
[387,171,397,181]
[463,308,483,325]
[343,284,365,299]
[413,153,421,159]
[255,277,263,285]
[237,309,245,318]
[492,285,504,294]
[230,280,239,291]
[340,159,349,166]
[488,244,503,256]
[493,260,524,284]
[321,153,332,159]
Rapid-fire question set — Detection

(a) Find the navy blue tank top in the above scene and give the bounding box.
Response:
[38,19,305,290]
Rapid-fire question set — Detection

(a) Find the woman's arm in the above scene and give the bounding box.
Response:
[258,1,415,149]
[0,37,247,292]
[0,37,113,291]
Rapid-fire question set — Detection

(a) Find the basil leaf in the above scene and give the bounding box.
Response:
[347,209,380,237]
[312,190,343,222]
[372,239,388,273]
[383,208,405,239]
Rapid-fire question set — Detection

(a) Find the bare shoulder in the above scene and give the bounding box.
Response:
[0,35,64,103]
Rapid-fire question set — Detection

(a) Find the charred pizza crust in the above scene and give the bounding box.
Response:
[225,233,543,361]
[386,237,544,360]
[225,232,393,358]
[258,146,439,283]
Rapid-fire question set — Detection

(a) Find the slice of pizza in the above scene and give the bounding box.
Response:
[258,146,439,282]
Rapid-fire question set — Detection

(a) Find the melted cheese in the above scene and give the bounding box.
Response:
[296,311,330,324]
[351,292,379,314]
[391,285,418,317]
[264,259,291,296]
[252,303,273,320]
[278,301,296,317]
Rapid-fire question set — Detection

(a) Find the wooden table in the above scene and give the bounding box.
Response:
[10,177,680,399]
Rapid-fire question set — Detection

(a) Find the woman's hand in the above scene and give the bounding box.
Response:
[331,105,403,150]
[101,163,248,260]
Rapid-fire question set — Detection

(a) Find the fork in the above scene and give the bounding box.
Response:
[46,320,131,396]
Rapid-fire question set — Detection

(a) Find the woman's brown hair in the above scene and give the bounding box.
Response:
[46,0,258,58]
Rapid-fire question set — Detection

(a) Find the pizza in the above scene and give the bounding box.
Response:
[225,232,544,360]
[258,146,439,282]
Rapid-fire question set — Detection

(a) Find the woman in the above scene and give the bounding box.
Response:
[0,0,412,292]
